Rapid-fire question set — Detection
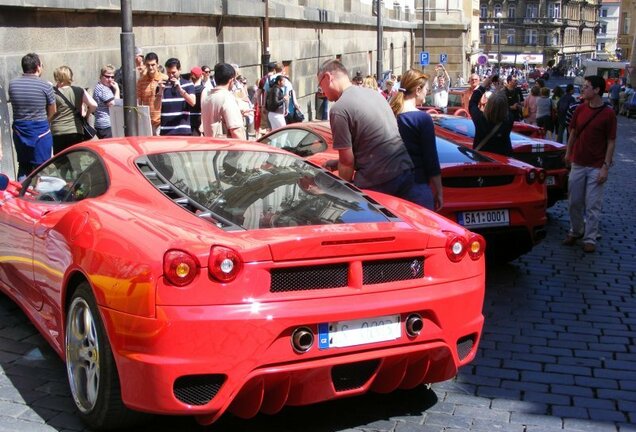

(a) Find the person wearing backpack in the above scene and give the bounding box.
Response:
[266,75,288,130]
[556,84,576,143]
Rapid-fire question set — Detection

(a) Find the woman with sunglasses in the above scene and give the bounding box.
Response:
[92,65,120,139]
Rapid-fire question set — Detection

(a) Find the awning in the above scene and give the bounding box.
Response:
[487,53,544,65]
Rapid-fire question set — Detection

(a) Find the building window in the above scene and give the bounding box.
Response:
[507,29,516,44]
[548,3,560,19]
[494,28,500,44]
[600,8,607,18]
[526,4,538,18]
[508,4,516,18]
[598,42,606,51]
[481,5,488,18]
[494,3,502,16]
[480,31,487,44]
[600,24,607,34]
[552,32,559,46]
[525,29,538,44]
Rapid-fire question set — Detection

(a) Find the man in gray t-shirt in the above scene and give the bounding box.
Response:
[318,59,414,194]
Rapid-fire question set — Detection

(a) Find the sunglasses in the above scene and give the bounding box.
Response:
[103,74,115,78]
[203,69,211,73]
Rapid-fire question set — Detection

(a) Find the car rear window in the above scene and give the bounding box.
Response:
[436,137,493,164]
[139,150,392,230]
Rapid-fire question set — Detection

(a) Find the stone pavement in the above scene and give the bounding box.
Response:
[0,117,635,431]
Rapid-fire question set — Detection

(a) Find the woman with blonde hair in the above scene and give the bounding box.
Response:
[468,74,514,156]
[362,75,378,91]
[389,68,443,210]
[51,65,97,154]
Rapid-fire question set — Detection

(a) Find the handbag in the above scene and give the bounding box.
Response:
[284,91,305,124]
[54,87,96,141]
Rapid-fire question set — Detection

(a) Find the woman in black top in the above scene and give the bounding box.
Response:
[469,75,514,156]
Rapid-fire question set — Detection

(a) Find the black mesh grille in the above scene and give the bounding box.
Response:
[442,176,515,188]
[457,335,475,360]
[513,151,566,170]
[332,360,380,392]
[362,257,424,285]
[270,264,348,292]
[173,375,225,406]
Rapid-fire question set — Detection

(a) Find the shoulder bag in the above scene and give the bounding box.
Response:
[284,91,305,124]
[475,122,502,151]
[54,87,96,141]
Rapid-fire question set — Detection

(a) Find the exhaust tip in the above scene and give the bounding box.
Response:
[291,327,314,353]
[405,313,423,337]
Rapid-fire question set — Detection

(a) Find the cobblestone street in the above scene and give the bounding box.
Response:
[0,115,635,431]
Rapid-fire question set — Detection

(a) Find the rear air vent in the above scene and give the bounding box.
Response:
[332,360,380,392]
[270,264,348,292]
[442,176,514,188]
[362,257,424,284]
[173,374,225,406]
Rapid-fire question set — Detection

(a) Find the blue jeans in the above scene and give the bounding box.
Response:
[368,170,434,210]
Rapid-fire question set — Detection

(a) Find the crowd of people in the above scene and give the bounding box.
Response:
[5,51,618,254]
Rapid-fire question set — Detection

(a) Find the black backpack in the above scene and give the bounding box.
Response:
[266,86,280,112]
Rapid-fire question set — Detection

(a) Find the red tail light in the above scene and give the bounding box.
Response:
[209,246,242,282]
[445,234,468,263]
[537,169,546,184]
[467,234,486,260]
[526,169,538,184]
[163,250,199,287]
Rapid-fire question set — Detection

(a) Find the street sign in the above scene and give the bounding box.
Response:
[440,53,448,64]
[477,54,488,65]
[420,51,430,66]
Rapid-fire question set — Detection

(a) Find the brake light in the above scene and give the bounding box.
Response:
[445,234,468,263]
[537,169,546,184]
[467,234,486,260]
[163,250,199,287]
[526,168,538,184]
[208,246,242,282]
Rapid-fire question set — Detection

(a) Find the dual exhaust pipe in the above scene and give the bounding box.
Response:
[290,313,424,353]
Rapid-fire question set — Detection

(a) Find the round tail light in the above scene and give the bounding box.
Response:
[467,234,486,260]
[445,234,468,263]
[163,250,199,287]
[209,246,242,282]
[537,169,547,184]
[526,169,538,184]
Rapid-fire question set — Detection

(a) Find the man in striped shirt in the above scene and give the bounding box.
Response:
[8,52,56,180]
[158,58,195,136]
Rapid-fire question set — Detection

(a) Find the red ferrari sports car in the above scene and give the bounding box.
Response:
[429,114,568,206]
[0,137,485,430]
[259,122,547,263]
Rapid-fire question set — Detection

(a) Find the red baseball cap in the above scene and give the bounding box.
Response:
[190,66,203,79]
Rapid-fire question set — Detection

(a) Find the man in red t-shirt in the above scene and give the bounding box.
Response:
[563,75,617,253]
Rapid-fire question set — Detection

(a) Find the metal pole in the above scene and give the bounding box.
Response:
[377,0,383,80]
[120,0,138,136]
[497,13,502,74]
[261,0,270,77]
[421,0,426,71]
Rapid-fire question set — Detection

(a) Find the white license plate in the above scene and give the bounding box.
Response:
[318,314,401,349]
[458,209,510,228]
[546,175,556,186]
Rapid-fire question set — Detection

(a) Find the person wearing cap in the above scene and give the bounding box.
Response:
[137,52,168,135]
[189,66,204,136]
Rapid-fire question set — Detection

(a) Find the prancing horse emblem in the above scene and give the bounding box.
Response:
[410,260,422,277]
[476,177,484,187]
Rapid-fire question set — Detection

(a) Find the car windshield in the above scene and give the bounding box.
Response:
[435,117,529,143]
[436,137,493,163]
[140,150,391,230]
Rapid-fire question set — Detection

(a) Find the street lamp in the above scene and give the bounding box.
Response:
[496,12,503,74]
[484,24,495,65]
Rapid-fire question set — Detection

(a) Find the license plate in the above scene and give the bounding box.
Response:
[458,209,510,227]
[546,175,556,186]
[318,314,401,349]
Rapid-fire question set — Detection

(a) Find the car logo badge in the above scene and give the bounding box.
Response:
[476,177,484,187]
[410,260,422,277]
[536,156,543,167]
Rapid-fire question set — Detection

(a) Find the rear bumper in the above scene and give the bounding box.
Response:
[99,274,484,422]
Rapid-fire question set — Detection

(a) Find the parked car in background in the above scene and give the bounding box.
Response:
[260,122,548,263]
[0,137,486,430]
[430,114,568,206]
[423,87,472,116]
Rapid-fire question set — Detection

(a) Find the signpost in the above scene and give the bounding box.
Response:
[420,51,430,66]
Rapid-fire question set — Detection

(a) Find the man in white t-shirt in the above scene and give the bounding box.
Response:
[432,64,451,113]
[200,63,246,139]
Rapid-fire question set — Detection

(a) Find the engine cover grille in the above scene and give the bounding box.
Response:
[362,257,424,285]
[443,175,515,188]
[270,264,348,292]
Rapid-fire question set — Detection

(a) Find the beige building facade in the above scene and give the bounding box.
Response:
[478,0,600,71]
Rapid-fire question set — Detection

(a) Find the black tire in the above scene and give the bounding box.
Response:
[65,282,145,430]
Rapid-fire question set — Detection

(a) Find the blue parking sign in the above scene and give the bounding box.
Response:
[440,53,448,64]
[420,51,429,66]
